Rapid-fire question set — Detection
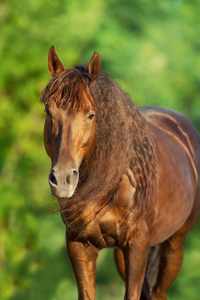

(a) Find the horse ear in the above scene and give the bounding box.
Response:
[48,45,64,76]
[88,51,101,80]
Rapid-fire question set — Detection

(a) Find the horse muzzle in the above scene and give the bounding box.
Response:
[48,167,79,198]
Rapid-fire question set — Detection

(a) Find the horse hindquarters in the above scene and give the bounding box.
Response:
[150,196,200,300]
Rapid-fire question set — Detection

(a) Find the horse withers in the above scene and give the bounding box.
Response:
[41,46,200,300]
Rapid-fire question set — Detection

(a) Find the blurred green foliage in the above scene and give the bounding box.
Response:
[0,0,200,299]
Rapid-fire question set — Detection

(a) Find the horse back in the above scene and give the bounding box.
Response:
[140,106,200,167]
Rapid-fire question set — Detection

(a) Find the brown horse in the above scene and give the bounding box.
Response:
[41,46,200,300]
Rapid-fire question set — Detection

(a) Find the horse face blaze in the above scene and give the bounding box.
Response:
[44,103,96,198]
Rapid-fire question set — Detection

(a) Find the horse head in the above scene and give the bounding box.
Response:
[43,46,101,198]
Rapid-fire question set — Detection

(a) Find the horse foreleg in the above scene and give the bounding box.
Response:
[122,237,150,300]
[114,248,126,280]
[67,240,99,300]
[114,248,149,300]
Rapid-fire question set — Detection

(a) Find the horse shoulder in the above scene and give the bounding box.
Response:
[98,172,150,248]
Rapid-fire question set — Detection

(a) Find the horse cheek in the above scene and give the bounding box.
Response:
[84,122,96,159]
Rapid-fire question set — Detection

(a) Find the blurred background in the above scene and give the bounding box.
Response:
[0,0,200,299]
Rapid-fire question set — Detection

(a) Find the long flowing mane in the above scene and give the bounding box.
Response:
[41,66,158,229]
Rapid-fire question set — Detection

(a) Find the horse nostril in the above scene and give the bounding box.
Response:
[49,170,57,185]
[66,175,71,185]
[73,169,78,177]
[66,169,78,185]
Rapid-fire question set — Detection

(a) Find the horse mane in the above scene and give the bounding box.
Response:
[41,66,94,111]
[41,66,158,231]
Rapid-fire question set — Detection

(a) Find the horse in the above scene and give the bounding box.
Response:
[41,45,200,300]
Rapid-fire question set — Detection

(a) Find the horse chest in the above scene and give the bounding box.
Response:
[88,216,125,248]
[66,207,130,249]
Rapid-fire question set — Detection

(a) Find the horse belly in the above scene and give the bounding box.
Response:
[150,136,196,246]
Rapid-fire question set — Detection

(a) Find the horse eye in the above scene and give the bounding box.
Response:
[88,113,95,120]
[44,107,52,118]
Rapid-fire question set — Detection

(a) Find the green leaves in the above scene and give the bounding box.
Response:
[0,0,199,299]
